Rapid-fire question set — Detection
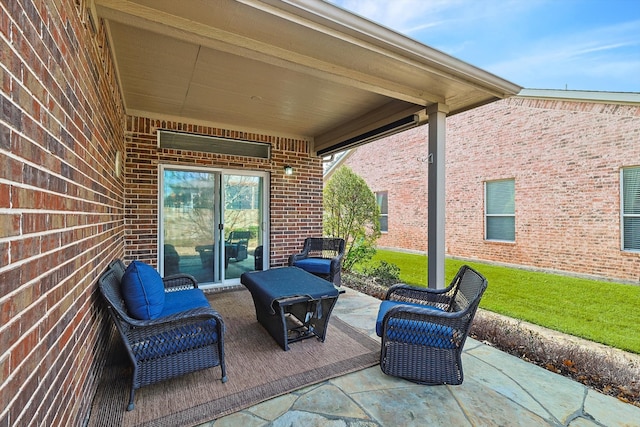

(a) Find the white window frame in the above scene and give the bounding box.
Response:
[621,166,640,252]
[376,191,388,233]
[485,179,515,242]
[158,164,270,287]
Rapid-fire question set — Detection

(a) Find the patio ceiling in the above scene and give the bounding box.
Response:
[92,0,521,155]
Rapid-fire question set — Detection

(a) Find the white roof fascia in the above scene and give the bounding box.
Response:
[262,0,522,97]
[518,89,640,105]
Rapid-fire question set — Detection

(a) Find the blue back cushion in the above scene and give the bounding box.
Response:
[121,261,165,320]
[293,258,331,274]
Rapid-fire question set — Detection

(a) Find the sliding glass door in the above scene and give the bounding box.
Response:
[223,174,265,280]
[160,166,268,286]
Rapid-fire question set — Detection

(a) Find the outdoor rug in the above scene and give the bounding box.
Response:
[88,288,380,427]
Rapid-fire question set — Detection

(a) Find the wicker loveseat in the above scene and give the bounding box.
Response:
[376,265,487,385]
[98,259,227,410]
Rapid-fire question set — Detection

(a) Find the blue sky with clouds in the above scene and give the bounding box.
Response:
[328,0,640,93]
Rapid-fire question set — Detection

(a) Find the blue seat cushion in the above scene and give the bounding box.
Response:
[121,261,165,320]
[161,288,211,317]
[293,258,331,274]
[377,300,457,348]
[130,288,218,361]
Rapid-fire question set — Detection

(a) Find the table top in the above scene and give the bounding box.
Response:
[241,267,339,312]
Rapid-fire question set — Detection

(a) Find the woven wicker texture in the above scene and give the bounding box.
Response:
[98,260,227,411]
[88,288,379,426]
[379,265,488,385]
[288,237,345,286]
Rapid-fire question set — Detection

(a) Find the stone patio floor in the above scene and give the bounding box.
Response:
[201,287,640,427]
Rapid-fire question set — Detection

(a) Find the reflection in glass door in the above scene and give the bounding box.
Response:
[160,167,267,285]
[161,169,219,284]
[223,174,264,280]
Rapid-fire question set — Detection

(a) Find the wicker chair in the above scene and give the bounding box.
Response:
[98,260,227,410]
[225,230,250,264]
[288,237,345,286]
[376,265,488,385]
[163,243,180,276]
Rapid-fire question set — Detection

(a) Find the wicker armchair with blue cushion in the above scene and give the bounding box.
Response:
[225,230,250,266]
[376,265,487,385]
[288,237,345,286]
[98,259,227,411]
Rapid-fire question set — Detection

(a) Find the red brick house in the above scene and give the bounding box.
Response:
[0,0,520,424]
[337,89,640,283]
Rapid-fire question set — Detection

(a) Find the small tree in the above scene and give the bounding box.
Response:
[323,166,380,270]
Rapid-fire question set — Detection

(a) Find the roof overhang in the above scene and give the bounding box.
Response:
[518,88,640,105]
[91,0,521,155]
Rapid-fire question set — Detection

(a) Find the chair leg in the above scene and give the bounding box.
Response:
[126,365,139,411]
[218,337,228,383]
[127,387,135,411]
[221,361,228,383]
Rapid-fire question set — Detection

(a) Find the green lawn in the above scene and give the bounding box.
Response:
[355,250,640,354]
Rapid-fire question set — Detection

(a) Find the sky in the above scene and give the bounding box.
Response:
[328,0,640,93]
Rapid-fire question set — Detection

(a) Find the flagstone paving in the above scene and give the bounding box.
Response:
[204,287,640,427]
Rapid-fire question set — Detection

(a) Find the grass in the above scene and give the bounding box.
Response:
[355,249,640,354]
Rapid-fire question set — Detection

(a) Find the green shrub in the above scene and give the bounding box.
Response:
[362,260,401,286]
[323,166,380,270]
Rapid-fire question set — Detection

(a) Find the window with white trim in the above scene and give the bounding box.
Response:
[376,191,388,233]
[622,166,640,251]
[485,179,515,241]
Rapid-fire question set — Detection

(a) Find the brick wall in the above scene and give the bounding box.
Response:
[344,96,640,283]
[344,126,430,251]
[124,116,323,270]
[0,1,125,426]
[0,0,326,422]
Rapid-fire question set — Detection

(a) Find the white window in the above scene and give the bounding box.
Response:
[376,191,388,233]
[485,179,515,241]
[621,166,640,251]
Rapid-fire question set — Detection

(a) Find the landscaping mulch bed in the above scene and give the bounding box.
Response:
[343,273,640,408]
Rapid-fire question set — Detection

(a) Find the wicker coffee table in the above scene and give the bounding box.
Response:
[240,267,339,350]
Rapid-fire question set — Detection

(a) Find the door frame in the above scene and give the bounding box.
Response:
[158,164,270,288]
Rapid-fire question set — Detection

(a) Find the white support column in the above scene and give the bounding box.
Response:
[427,103,449,289]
